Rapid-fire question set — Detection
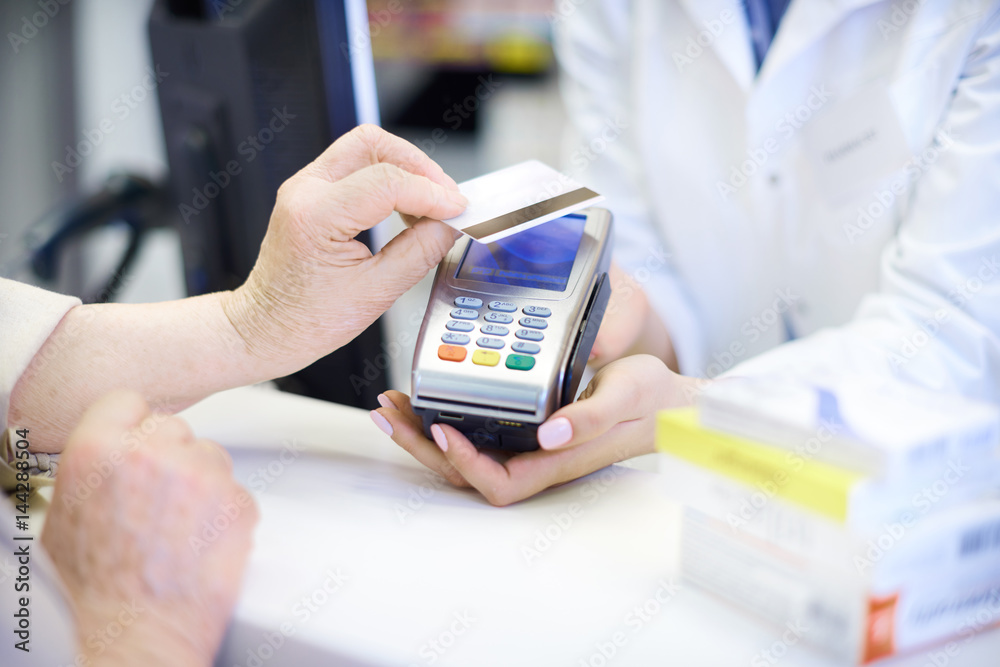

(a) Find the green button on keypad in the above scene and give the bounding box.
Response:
[505,354,535,371]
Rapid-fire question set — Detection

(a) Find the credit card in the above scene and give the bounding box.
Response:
[441,160,603,244]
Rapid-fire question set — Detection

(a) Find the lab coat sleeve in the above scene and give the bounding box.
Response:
[553,2,708,375]
[729,11,1000,404]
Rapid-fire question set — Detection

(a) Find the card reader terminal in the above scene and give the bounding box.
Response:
[410,209,613,452]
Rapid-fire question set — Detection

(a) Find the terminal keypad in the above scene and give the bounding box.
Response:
[438,297,547,371]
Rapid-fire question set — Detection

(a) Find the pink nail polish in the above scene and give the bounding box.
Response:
[370,410,393,437]
[537,417,573,449]
[430,424,448,452]
[377,393,396,410]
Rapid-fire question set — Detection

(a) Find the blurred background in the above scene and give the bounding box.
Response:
[0,0,569,404]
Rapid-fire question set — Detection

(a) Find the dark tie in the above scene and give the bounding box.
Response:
[744,0,792,72]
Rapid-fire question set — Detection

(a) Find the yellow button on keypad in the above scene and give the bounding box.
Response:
[472,350,501,366]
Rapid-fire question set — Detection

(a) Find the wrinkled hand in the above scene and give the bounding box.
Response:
[223,124,468,374]
[370,355,698,506]
[41,391,258,667]
[591,263,678,371]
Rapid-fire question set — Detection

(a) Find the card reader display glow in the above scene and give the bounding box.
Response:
[455,215,585,292]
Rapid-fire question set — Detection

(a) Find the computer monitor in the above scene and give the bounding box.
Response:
[149,0,387,407]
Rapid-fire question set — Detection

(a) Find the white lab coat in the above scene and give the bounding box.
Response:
[555,0,1000,402]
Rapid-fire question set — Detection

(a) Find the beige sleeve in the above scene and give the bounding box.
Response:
[0,279,81,492]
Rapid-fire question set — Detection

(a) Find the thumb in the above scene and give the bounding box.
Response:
[366,219,460,301]
[66,390,152,454]
[537,366,640,450]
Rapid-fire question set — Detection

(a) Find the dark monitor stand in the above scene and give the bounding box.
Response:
[149,0,388,407]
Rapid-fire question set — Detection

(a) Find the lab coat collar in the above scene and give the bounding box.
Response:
[757,0,886,86]
[675,0,886,91]
[675,0,756,90]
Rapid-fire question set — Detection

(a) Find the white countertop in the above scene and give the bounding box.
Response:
[180,385,1000,667]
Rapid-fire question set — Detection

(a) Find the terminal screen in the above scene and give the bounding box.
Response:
[455,214,585,292]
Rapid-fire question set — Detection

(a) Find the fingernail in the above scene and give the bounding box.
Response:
[537,417,573,449]
[448,190,469,207]
[370,410,393,436]
[377,393,396,410]
[430,424,448,452]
